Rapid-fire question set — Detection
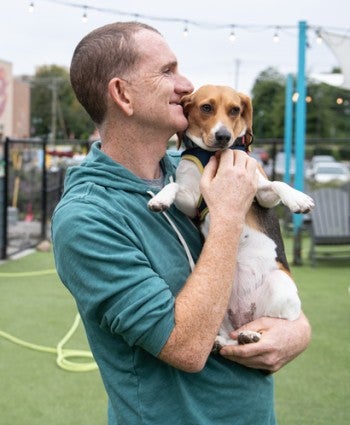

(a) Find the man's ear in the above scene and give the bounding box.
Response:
[108,78,133,116]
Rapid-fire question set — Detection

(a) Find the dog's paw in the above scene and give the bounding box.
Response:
[211,340,224,355]
[147,182,179,212]
[147,198,170,212]
[283,190,315,214]
[211,335,238,354]
[237,330,262,345]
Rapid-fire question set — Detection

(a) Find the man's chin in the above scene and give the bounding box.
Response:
[175,116,188,133]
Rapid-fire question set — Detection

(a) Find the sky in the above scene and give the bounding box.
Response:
[1,0,350,94]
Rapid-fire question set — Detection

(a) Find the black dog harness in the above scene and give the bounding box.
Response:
[181,133,254,222]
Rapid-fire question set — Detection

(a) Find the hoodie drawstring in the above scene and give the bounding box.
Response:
[147,190,195,272]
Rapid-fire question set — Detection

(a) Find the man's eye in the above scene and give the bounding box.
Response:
[200,104,212,113]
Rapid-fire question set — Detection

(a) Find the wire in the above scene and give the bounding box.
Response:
[36,0,349,35]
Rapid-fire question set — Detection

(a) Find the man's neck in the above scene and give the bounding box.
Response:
[100,126,168,180]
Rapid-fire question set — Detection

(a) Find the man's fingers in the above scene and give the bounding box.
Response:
[201,155,218,183]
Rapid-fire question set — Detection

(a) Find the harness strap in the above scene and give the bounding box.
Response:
[180,132,254,223]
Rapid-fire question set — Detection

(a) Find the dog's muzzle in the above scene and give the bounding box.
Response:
[214,127,232,148]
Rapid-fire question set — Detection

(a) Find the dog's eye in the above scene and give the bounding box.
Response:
[230,106,241,116]
[200,104,213,113]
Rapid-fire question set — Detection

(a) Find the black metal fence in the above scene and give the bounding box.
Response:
[0,136,349,260]
[0,138,90,259]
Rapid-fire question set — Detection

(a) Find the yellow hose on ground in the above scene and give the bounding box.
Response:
[0,269,98,372]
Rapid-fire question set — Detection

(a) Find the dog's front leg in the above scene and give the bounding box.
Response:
[173,159,202,218]
[148,159,202,215]
[148,182,180,212]
[256,172,314,213]
[255,171,282,208]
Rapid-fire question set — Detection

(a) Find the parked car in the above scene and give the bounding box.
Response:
[310,155,336,168]
[312,162,350,184]
[306,154,337,179]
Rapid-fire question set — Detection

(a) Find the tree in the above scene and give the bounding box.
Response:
[251,67,285,138]
[251,67,350,140]
[30,65,94,140]
[306,80,350,138]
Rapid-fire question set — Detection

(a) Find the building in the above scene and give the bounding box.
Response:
[0,59,30,140]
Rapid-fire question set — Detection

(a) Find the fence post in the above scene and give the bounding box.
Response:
[41,139,47,240]
[1,138,9,259]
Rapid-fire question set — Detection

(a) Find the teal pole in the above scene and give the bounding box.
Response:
[284,74,294,185]
[293,20,307,265]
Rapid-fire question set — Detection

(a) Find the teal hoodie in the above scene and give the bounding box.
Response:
[52,142,276,425]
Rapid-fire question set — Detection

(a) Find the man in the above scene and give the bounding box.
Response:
[52,22,311,424]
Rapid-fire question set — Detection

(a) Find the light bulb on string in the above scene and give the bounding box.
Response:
[82,6,88,23]
[316,29,323,44]
[273,27,280,43]
[183,22,189,38]
[28,1,34,13]
[229,27,236,43]
[292,92,299,103]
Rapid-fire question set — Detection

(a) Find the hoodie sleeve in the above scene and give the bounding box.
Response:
[52,198,176,358]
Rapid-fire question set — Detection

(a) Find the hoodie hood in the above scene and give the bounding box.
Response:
[63,141,179,196]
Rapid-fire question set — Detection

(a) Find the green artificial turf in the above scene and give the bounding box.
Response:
[1,239,349,425]
[0,251,106,425]
[275,235,350,424]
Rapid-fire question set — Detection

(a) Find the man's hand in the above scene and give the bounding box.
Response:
[219,312,311,373]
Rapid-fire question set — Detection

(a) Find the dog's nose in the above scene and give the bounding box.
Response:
[215,128,232,147]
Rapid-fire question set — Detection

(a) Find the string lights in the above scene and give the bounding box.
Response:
[272,27,280,43]
[183,21,189,38]
[82,6,87,23]
[28,0,349,46]
[229,26,236,43]
[316,29,323,44]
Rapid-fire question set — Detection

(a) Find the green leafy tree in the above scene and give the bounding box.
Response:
[251,67,285,138]
[251,67,350,140]
[306,81,350,138]
[30,65,94,140]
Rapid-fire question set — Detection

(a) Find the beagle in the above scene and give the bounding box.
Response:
[148,84,314,350]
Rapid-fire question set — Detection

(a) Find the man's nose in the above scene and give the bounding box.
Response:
[178,74,194,95]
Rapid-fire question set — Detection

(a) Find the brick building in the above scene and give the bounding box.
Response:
[0,59,30,140]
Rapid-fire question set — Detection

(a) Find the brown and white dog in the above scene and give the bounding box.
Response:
[148,84,314,349]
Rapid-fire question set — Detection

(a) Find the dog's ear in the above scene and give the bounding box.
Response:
[238,93,253,130]
[238,93,253,143]
[176,132,183,149]
[238,93,254,149]
[180,93,194,118]
[176,93,194,149]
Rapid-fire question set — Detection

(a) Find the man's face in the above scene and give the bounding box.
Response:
[126,30,194,136]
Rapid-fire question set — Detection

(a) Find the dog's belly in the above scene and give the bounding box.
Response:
[211,224,301,338]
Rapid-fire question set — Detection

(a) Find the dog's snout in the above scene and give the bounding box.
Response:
[214,128,232,147]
